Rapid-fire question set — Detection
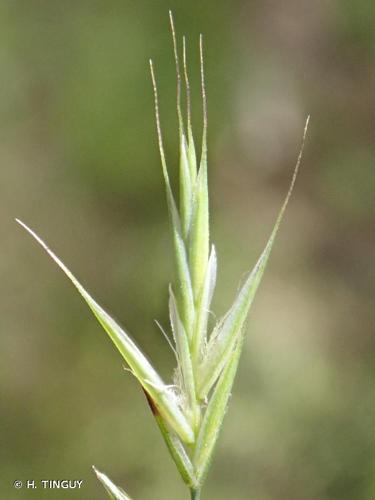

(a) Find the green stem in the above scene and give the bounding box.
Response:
[190,488,201,500]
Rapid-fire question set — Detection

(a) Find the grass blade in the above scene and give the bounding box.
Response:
[150,60,195,338]
[197,117,310,399]
[192,245,217,366]
[143,390,198,489]
[169,12,193,239]
[16,219,194,445]
[189,153,209,303]
[188,35,209,301]
[169,287,199,428]
[93,467,133,500]
[193,336,243,484]
[197,235,272,399]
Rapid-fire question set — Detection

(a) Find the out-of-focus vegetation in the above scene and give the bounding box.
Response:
[1,1,374,499]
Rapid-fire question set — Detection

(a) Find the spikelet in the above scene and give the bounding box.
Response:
[17,11,309,500]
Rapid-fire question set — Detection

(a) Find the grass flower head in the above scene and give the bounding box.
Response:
[17,12,309,500]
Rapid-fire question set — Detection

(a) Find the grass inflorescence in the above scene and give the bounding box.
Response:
[17,12,309,500]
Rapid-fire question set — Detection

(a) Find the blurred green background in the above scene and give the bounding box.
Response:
[1,1,375,499]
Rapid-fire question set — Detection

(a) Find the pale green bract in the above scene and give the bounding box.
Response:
[93,467,133,500]
[17,11,309,500]
[15,218,195,446]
